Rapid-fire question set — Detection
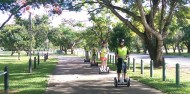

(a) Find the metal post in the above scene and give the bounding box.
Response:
[150,60,154,77]
[38,53,40,65]
[133,58,135,72]
[162,57,166,81]
[47,52,48,59]
[141,59,144,74]
[4,66,9,94]
[110,55,112,63]
[176,63,180,85]
[34,57,36,69]
[29,58,32,73]
[113,54,115,64]
[128,57,130,70]
[44,54,46,62]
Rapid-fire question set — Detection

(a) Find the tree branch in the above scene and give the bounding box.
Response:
[149,0,160,28]
[135,0,160,38]
[0,2,32,29]
[162,1,177,39]
[159,0,166,34]
[110,5,141,21]
[103,2,144,39]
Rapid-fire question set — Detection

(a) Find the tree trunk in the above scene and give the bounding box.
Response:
[180,45,183,52]
[64,48,67,54]
[188,45,190,53]
[59,46,61,51]
[18,51,20,60]
[177,43,181,55]
[11,51,15,56]
[172,45,176,53]
[144,34,163,67]
[163,44,168,54]
[185,43,190,53]
[71,47,74,54]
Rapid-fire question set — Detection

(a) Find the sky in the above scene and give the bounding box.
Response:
[0,4,92,30]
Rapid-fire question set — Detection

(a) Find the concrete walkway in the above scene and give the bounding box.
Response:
[46,56,165,94]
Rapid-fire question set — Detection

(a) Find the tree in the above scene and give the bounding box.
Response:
[77,0,190,67]
[0,25,30,60]
[109,23,132,52]
[182,24,190,53]
[48,24,79,54]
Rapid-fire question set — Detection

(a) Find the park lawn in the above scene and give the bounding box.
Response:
[107,62,190,94]
[0,53,58,94]
[164,53,190,57]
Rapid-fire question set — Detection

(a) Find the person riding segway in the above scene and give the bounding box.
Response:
[114,38,130,87]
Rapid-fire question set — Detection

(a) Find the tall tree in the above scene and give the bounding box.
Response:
[0,25,30,60]
[109,23,132,52]
[77,0,190,67]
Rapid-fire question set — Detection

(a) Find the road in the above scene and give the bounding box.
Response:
[129,54,190,67]
[46,56,165,94]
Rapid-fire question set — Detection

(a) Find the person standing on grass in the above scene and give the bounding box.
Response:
[115,38,129,82]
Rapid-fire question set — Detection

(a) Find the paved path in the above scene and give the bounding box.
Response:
[46,56,165,94]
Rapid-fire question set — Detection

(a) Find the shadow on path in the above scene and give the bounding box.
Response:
[46,56,165,94]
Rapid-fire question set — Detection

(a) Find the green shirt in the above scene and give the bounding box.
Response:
[117,46,128,59]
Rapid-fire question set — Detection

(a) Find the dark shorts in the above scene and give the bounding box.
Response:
[117,58,127,73]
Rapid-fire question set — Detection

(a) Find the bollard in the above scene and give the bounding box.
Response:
[110,55,112,63]
[108,55,110,63]
[38,53,40,65]
[44,54,46,62]
[133,58,136,72]
[34,57,36,69]
[29,58,32,73]
[162,57,166,81]
[176,63,180,85]
[113,55,115,64]
[47,52,48,59]
[4,66,9,94]
[141,59,144,74]
[115,55,117,65]
[150,60,154,77]
[128,57,130,70]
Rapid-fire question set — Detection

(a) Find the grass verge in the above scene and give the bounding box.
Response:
[107,62,190,94]
[0,54,58,94]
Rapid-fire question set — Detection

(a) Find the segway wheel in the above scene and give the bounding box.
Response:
[127,78,130,87]
[114,77,118,87]
[107,67,109,73]
[90,63,92,67]
[96,63,98,67]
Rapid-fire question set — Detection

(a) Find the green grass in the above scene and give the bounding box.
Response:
[164,53,190,57]
[107,62,190,94]
[0,53,58,94]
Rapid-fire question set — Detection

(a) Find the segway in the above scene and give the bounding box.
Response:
[114,60,130,87]
[99,66,109,74]
[84,59,90,62]
[90,62,98,67]
[90,54,98,67]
